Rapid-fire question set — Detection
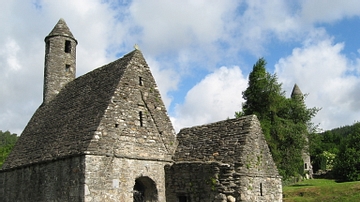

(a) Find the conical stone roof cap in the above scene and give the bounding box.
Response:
[291,83,303,98]
[45,18,77,43]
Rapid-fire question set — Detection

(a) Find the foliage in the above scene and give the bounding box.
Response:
[310,122,360,174]
[309,129,342,171]
[283,179,360,202]
[0,130,18,168]
[236,58,319,180]
[333,122,360,181]
[320,151,336,170]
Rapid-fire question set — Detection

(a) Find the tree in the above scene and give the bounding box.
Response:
[241,58,284,120]
[333,122,360,181]
[0,130,18,168]
[237,58,319,179]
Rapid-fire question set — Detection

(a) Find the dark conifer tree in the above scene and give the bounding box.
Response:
[237,58,318,179]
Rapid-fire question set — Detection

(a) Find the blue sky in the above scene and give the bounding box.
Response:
[1,0,360,134]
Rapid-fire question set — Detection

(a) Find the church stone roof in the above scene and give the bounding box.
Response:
[173,115,279,176]
[45,18,77,43]
[173,115,255,163]
[3,50,176,170]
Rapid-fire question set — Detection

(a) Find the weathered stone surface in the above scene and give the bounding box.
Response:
[3,49,176,170]
[44,18,77,104]
[0,19,282,202]
[0,156,85,202]
[166,116,282,202]
[291,84,313,178]
[84,155,169,201]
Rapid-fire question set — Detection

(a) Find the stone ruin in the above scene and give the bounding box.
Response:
[0,19,282,202]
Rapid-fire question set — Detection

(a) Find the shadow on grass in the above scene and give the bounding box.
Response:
[289,183,314,187]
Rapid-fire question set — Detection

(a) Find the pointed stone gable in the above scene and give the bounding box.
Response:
[3,50,176,169]
[86,50,177,160]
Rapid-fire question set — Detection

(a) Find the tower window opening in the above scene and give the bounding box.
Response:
[260,183,263,196]
[305,163,307,169]
[178,195,188,202]
[139,76,143,86]
[65,64,70,72]
[65,40,71,53]
[139,111,143,127]
[46,41,50,54]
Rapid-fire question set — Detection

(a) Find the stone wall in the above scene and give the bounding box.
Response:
[165,162,282,202]
[0,154,171,202]
[84,155,170,202]
[165,162,219,202]
[0,156,85,202]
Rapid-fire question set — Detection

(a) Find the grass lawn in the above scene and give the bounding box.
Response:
[283,179,360,202]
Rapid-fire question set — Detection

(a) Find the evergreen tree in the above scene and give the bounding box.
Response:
[237,58,318,179]
[241,58,284,120]
[333,122,360,181]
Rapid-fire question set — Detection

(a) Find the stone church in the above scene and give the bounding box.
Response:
[0,19,282,201]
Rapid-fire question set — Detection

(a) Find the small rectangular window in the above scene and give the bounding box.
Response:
[65,64,70,72]
[46,41,50,54]
[65,40,71,53]
[139,76,143,86]
[139,111,143,127]
[260,183,263,196]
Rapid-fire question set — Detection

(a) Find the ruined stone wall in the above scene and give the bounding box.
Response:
[84,155,169,201]
[165,162,282,202]
[0,156,85,202]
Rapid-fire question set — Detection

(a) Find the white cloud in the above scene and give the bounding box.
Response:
[1,38,21,72]
[128,0,236,54]
[2,0,360,135]
[0,0,128,134]
[172,66,248,132]
[275,35,360,130]
[300,0,360,24]
[145,57,180,109]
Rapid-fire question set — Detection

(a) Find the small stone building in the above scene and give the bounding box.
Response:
[0,19,282,202]
[165,116,282,202]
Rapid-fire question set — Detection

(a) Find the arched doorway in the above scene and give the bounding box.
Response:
[133,176,158,202]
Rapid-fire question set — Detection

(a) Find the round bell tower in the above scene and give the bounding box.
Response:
[43,18,77,104]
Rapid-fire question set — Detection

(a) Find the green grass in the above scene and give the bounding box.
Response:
[283,179,360,202]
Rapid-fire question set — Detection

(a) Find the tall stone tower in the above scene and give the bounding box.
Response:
[43,18,77,104]
[291,83,313,178]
